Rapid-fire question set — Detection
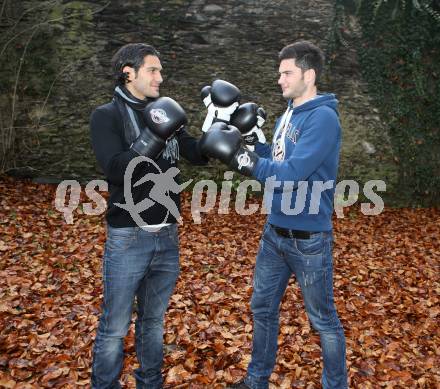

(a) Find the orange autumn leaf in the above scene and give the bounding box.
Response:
[0,176,439,387]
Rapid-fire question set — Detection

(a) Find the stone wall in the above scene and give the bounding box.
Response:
[1,0,398,195]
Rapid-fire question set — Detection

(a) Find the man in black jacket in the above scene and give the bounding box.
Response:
[90,43,207,389]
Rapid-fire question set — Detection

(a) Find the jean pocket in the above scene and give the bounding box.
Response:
[168,229,179,246]
[106,227,137,251]
[294,233,325,256]
[261,223,274,244]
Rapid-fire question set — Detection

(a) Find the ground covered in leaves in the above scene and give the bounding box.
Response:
[0,177,439,388]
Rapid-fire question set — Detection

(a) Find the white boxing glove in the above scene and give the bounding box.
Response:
[200,79,241,132]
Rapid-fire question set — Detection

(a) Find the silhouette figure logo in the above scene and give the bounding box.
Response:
[114,156,192,228]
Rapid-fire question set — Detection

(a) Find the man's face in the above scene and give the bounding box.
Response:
[125,55,163,99]
[278,59,307,100]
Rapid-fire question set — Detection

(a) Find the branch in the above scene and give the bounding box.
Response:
[0,1,110,57]
[10,27,38,147]
[1,0,59,38]
[36,58,88,129]
[0,0,7,23]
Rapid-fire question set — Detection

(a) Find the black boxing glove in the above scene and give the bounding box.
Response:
[230,102,266,150]
[199,122,259,176]
[131,97,187,158]
[143,97,187,139]
[130,127,166,159]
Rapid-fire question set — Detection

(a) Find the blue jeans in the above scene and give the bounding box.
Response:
[91,224,180,389]
[244,223,347,389]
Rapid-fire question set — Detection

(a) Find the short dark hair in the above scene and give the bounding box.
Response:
[279,40,325,83]
[111,43,160,86]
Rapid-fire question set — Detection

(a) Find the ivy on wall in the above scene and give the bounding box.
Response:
[335,0,440,206]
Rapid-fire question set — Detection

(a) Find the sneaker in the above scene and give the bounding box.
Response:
[226,380,251,389]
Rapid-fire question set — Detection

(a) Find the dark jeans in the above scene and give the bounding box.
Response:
[91,224,179,389]
[245,223,347,389]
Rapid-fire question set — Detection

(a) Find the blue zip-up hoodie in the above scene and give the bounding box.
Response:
[253,93,341,232]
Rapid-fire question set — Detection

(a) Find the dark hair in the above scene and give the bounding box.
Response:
[279,40,325,83]
[111,43,160,86]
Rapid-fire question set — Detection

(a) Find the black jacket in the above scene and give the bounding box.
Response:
[90,100,207,227]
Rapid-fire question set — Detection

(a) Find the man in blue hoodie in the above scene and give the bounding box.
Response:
[202,40,347,389]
